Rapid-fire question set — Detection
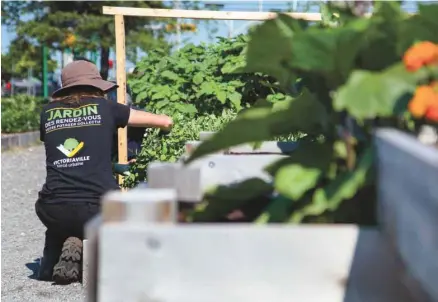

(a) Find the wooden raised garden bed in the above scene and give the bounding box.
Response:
[375,127,438,302]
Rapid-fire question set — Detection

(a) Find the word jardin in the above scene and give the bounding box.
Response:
[47,104,99,121]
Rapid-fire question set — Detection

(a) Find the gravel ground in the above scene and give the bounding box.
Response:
[1,145,85,302]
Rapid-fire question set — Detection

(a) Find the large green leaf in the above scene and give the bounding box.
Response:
[193,72,204,85]
[227,92,242,110]
[199,81,216,95]
[185,89,329,163]
[290,147,374,223]
[333,63,417,119]
[266,142,333,200]
[161,70,180,81]
[398,3,438,54]
[255,194,292,224]
[357,1,404,70]
[289,18,373,81]
[234,14,306,89]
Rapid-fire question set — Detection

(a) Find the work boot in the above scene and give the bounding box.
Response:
[38,232,63,281]
[52,237,83,284]
[38,246,62,281]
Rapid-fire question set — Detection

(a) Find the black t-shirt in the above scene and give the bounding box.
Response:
[38,97,130,204]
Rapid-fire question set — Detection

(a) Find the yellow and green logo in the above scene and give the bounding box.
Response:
[57,138,84,158]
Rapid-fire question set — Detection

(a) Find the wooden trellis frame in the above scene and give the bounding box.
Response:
[102,6,321,185]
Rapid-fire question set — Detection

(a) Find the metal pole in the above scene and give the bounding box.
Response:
[27,68,31,95]
[228,20,234,38]
[258,0,263,12]
[42,45,48,98]
[293,0,298,11]
[175,0,181,50]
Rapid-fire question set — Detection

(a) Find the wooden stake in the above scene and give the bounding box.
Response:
[115,14,127,187]
[103,6,322,21]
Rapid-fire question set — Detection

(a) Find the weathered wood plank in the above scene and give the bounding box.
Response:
[102,7,322,21]
[375,128,438,301]
[98,225,415,302]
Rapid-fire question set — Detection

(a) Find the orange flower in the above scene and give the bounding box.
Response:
[425,103,438,122]
[408,85,438,118]
[403,41,438,72]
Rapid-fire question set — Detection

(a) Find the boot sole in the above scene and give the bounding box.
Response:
[52,237,83,284]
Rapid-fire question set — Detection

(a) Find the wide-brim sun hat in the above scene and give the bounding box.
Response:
[52,60,118,98]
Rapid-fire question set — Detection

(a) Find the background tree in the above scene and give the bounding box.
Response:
[1,37,57,81]
[2,1,170,80]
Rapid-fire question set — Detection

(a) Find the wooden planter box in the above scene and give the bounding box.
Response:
[375,128,438,301]
[94,206,414,302]
[84,131,436,302]
[86,167,419,302]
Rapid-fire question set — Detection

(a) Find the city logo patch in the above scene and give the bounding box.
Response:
[57,138,84,158]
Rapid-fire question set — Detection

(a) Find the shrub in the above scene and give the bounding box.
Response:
[124,35,300,187]
[128,35,285,116]
[1,95,44,133]
[123,110,237,188]
[186,2,438,224]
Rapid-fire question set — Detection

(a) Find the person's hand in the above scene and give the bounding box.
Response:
[159,115,173,131]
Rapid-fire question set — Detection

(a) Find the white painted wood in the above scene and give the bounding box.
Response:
[84,214,102,302]
[199,131,216,141]
[147,162,201,202]
[102,6,322,21]
[148,154,285,202]
[417,125,438,146]
[375,128,438,301]
[98,225,415,302]
[101,189,177,223]
[184,141,299,155]
[83,239,89,287]
[146,162,180,190]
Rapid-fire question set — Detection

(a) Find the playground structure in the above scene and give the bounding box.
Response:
[78,5,438,302]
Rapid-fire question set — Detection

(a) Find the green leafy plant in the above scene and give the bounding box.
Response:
[124,35,302,188]
[185,2,438,224]
[123,110,237,188]
[1,94,45,133]
[129,35,285,116]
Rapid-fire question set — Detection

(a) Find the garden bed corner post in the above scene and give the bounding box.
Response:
[114,14,128,187]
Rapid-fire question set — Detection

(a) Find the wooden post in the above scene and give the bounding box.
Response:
[102,6,323,21]
[115,14,127,186]
[84,214,103,301]
[101,189,178,223]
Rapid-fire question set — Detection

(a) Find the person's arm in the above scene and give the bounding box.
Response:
[127,109,173,130]
[110,101,172,131]
[39,112,45,142]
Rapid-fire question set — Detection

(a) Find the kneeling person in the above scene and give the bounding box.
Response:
[36,60,172,284]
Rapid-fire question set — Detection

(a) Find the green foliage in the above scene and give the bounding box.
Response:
[334,63,418,120]
[123,110,237,188]
[186,88,327,161]
[129,35,283,116]
[1,38,57,80]
[125,35,299,188]
[1,1,170,79]
[266,142,333,201]
[185,2,438,224]
[1,95,44,133]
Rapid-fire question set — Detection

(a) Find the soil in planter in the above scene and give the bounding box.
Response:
[180,194,272,223]
[301,185,377,225]
[180,185,377,225]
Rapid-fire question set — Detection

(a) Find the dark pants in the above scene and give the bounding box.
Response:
[35,200,99,266]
